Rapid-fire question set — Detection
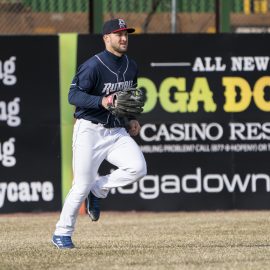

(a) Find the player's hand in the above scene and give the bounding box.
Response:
[102,94,115,109]
[128,119,141,136]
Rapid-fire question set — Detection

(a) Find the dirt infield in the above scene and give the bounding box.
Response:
[1,211,270,270]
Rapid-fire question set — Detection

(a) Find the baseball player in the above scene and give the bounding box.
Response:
[52,18,147,249]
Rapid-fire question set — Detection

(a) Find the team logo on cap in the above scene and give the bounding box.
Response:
[118,19,126,29]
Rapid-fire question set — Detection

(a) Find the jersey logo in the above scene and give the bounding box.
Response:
[102,80,133,95]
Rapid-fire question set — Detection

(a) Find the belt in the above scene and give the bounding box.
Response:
[90,120,99,125]
[80,118,123,129]
[90,120,117,129]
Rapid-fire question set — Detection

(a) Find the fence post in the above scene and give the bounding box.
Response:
[89,0,103,34]
[216,0,231,33]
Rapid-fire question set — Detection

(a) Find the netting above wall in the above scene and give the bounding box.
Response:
[0,0,89,34]
[0,0,269,34]
[104,0,216,33]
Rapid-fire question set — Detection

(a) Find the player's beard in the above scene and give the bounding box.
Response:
[112,43,128,54]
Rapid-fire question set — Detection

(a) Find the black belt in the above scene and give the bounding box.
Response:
[90,120,99,125]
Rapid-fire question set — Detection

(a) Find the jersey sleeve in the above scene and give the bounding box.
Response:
[68,61,102,109]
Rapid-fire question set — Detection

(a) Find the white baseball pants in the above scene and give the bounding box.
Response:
[55,118,147,236]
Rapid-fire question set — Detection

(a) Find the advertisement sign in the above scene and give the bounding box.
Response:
[0,36,62,213]
[78,34,270,210]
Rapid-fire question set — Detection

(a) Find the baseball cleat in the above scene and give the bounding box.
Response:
[86,192,101,221]
[52,235,75,249]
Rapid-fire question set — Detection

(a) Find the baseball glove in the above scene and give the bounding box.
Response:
[107,88,146,118]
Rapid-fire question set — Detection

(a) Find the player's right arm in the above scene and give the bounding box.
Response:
[68,61,103,109]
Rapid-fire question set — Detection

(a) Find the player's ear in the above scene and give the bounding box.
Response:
[103,34,109,44]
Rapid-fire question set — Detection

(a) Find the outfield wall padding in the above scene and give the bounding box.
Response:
[0,34,270,212]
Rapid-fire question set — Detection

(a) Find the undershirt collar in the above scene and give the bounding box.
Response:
[104,49,124,63]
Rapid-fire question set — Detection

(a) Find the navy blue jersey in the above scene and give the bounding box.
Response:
[68,50,138,128]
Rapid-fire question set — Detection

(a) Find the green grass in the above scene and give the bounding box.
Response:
[1,211,270,269]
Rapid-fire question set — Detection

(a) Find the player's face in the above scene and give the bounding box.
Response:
[105,30,128,56]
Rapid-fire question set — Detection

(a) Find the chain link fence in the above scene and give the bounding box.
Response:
[0,0,269,34]
[0,0,89,34]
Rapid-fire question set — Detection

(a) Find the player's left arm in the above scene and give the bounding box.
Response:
[124,63,141,137]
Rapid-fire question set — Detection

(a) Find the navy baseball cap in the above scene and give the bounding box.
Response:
[103,18,135,35]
